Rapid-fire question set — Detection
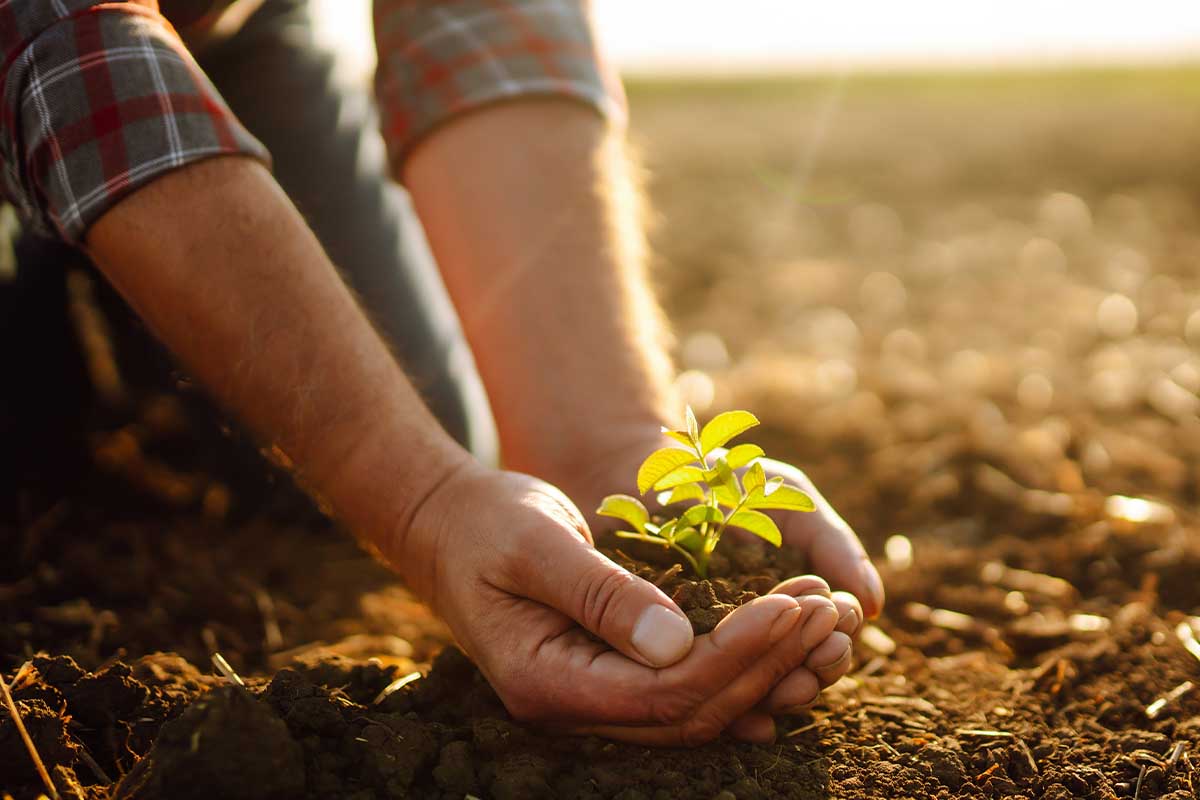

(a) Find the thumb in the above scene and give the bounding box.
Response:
[510,528,695,668]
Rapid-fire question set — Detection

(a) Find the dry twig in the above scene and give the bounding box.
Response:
[1015,736,1039,776]
[783,717,829,738]
[956,728,1014,739]
[1167,742,1186,773]
[371,671,422,706]
[0,668,61,800]
[1146,680,1193,719]
[653,563,683,588]
[211,652,254,700]
[1175,621,1200,664]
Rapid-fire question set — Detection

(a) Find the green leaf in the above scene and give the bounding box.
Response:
[743,462,766,494]
[637,447,699,494]
[653,465,707,491]
[644,521,661,535]
[658,518,679,542]
[674,527,704,552]
[745,484,815,512]
[725,443,765,469]
[680,503,724,529]
[764,476,785,495]
[704,458,743,501]
[699,410,760,456]
[660,427,694,448]
[727,508,783,547]
[685,405,701,447]
[596,494,650,533]
[657,483,706,506]
[713,483,741,508]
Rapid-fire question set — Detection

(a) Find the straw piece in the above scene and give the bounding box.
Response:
[372,671,422,706]
[0,669,61,800]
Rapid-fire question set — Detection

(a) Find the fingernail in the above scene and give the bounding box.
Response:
[860,563,885,616]
[837,607,860,634]
[768,603,804,645]
[632,604,693,666]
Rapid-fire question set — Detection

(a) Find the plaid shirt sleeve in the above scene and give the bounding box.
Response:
[373,0,627,171]
[0,0,268,243]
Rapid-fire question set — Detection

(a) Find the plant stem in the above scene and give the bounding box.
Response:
[614,531,702,574]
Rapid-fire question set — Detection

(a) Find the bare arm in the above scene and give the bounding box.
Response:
[404,99,884,617]
[403,100,676,500]
[85,156,469,550]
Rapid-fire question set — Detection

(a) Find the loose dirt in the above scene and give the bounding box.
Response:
[5,68,1200,799]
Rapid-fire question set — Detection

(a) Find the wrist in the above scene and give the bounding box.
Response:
[551,419,670,524]
[320,411,473,578]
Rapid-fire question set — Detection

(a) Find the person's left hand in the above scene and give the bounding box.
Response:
[565,434,884,725]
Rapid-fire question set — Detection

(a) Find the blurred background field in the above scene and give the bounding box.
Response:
[7,15,1200,795]
[628,66,1200,550]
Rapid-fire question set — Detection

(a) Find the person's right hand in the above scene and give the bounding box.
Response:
[384,463,846,745]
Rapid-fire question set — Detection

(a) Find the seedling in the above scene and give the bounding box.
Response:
[597,408,815,577]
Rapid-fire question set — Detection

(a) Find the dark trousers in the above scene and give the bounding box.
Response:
[0,0,497,518]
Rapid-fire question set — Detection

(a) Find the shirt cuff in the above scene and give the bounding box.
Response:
[1,3,269,244]
[373,0,627,173]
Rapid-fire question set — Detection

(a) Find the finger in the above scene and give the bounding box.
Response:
[521,593,809,727]
[830,591,864,639]
[728,711,776,743]
[760,457,885,618]
[506,526,693,668]
[571,595,839,745]
[762,667,821,714]
[805,631,853,686]
[770,575,831,599]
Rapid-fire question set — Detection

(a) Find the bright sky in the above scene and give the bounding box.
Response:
[314,1,1200,76]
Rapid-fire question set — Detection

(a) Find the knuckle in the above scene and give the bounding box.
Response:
[679,711,725,747]
[647,685,702,726]
[576,563,637,634]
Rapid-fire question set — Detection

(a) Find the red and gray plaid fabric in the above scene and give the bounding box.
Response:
[374,0,625,170]
[0,0,623,244]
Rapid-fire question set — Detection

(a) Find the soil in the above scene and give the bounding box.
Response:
[5,69,1200,799]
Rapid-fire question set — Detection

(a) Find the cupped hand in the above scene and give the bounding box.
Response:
[385,464,844,745]
[565,433,885,727]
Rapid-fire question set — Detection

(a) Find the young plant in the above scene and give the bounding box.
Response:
[597,407,815,577]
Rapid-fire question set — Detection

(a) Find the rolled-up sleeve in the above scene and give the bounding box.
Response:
[373,0,627,172]
[0,0,269,243]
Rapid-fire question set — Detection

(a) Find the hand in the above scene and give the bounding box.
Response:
[567,433,885,718]
[384,463,844,745]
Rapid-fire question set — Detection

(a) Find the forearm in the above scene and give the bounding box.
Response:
[85,156,469,561]
[404,100,677,496]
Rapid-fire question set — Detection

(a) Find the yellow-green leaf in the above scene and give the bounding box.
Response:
[680,503,724,529]
[674,527,704,552]
[763,476,785,496]
[657,483,706,506]
[637,447,700,494]
[713,483,741,508]
[743,462,766,494]
[596,494,650,533]
[685,405,701,447]
[725,443,765,469]
[658,518,679,541]
[660,427,694,448]
[746,484,815,512]
[705,458,742,500]
[699,410,760,456]
[727,508,782,547]
[653,465,707,491]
